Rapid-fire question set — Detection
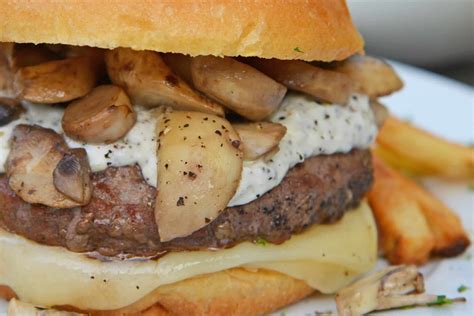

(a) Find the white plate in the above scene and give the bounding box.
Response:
[271,62,474,316]
[1,62,473,315]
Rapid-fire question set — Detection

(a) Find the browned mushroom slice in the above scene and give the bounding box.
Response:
[247,58,353,105]
[327,55,403,98]
[0,98,23,126]
[190,56,287,121]
[155,110,243,241]
[62,85,136,143]
[53,148,91,203]
[161,53,194,86]
[233,122,286,160]
[105,48,224,116]
[16,56,99,103]
[6,124,91,208]
[1,43,59,97]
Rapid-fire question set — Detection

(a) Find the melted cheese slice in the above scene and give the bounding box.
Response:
[0,201,376,310]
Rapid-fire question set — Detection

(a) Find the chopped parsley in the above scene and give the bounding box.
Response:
[468,184,474,191]
[255,236,268,246]
[458,285,469,293]
[293,47,304,53]
[427,295,454,306]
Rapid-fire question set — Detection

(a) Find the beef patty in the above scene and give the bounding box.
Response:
[0,149,372,258]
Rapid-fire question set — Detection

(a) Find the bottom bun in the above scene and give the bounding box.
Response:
[0,201,377,315]
[4,268,313,316]
[102,268,313,316]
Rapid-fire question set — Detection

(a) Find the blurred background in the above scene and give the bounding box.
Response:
[347,0,473,85]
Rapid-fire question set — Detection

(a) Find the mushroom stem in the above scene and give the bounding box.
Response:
[336,265,466,316]
[53,149,91,203]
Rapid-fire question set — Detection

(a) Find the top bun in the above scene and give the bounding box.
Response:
[0,0,363,62]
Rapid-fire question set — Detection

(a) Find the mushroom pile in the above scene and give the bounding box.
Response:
[0,42,402,240]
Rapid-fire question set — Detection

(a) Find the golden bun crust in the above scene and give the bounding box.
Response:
[2,268,313,316]
[0,0,363,62]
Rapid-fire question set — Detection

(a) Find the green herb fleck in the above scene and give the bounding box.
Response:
[458,285,469,293]
[294,47,304,53]
[255,236,268,246]
[427,295,454,306]
[468,184,474,191]
[280,313,287,316]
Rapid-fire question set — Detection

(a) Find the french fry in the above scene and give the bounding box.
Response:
[399,175,471,256]
[326,55,403,98]
[368,156,435,265]
[376,116,474,180]
[370,155,470,263]
[373,144,428,176]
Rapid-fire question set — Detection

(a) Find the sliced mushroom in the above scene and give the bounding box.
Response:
[191,56,287,121]
[247,58,353,105]
[233,122,286,160]
[336,265,466,316]
[62,85,136,143]
[1,43,59,98]
[105,48,224,116]
[155,110,243,241]
[16,56,99,103]
[0,98,23,127]
[161,53,194,86]
[370,100,389,128]
[326,55,403,98]
[53,149,91,203]
[6,124,91,208]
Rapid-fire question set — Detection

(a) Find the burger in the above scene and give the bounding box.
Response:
[0,1,403,315]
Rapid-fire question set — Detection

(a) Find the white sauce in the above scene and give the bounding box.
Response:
[0,93,377,206]
[229,93,377,205]
[0,104,157,183]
